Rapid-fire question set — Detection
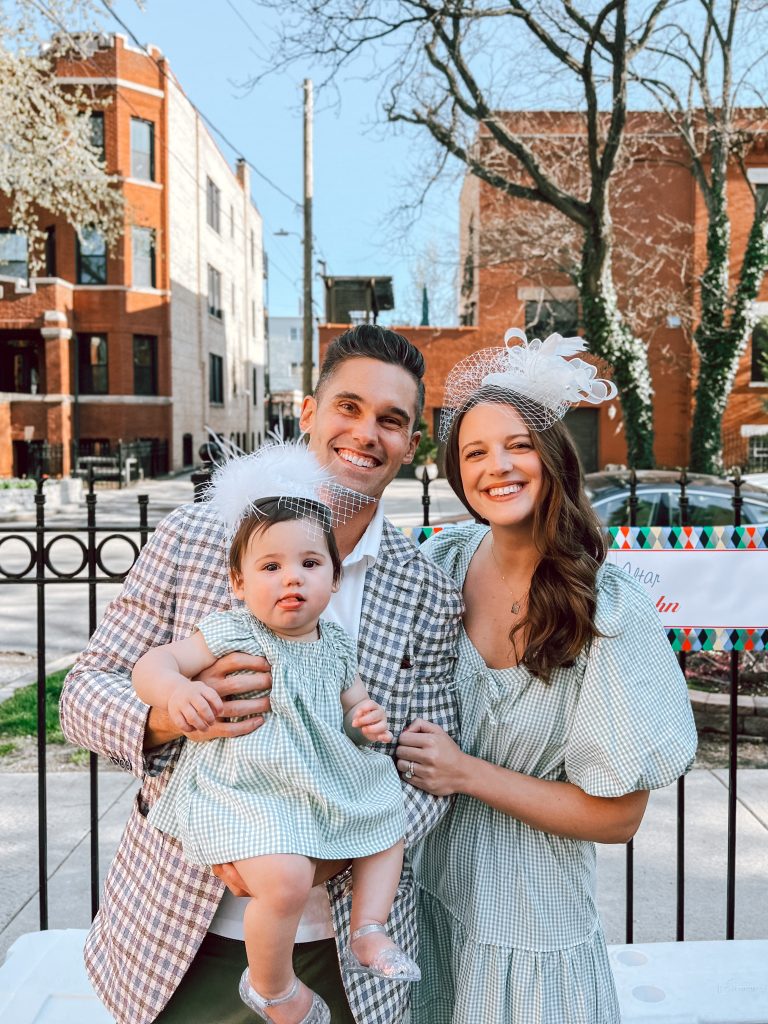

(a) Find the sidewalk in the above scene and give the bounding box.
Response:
[1,766,766,962]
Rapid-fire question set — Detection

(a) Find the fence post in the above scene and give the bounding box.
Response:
[34,473,49,930]
[625,467,637,943]
[726,468,743,938]
[676,467,689,940]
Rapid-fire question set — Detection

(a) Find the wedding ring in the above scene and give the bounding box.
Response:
[404,761,415,780]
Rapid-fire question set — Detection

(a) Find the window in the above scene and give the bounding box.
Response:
[525,298,579,337]
[251,299,256,336]
[78,334,108,395]
[289,326,299,343]
[130,118,155,180]
[133,335,158,396]
[44,227,56,277]
[751,318,768,383]
[208,265,223,319]
[209,353,224,404]
[0,230,28,278]
[230,204,235,238]
[250,229,255,268]
[76,228,107,284]
[132,227,156,288]
[252,366,258,406]
[231,281,235,316]
[206,177,221,233]
[89,112,105,161]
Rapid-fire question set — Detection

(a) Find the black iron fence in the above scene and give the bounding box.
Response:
[0,468,759,943]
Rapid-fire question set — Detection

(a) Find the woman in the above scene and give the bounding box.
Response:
[396,330,697,1024]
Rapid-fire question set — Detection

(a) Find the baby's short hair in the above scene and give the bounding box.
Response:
[228,497,342,585]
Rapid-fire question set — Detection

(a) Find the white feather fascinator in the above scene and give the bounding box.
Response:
[439,327,617,440]
[205,440,376,539]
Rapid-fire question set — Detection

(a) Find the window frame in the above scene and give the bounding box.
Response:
[208,264,223,320]
[133,334,158,397]
[209,352,224,405]
[0,229,29,279]
[77,333,108,395]
[206,177,221,233]
[76,228,107,285]
[132,226,156,289]
[750,317,768,384]
[130,117,155,181]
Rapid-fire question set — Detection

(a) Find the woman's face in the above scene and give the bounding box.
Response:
[457,402,544,529]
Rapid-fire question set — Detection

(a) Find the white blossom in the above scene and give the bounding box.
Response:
[0,1,128,275]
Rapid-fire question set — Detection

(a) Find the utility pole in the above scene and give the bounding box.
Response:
[302,79,313,398]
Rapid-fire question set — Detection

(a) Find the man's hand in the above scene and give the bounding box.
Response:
[144,652,272,749]
[351,699,394,743]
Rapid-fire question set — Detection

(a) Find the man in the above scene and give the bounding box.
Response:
[60,324,462,1024]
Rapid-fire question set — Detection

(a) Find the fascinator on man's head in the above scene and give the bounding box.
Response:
[204,439,376,540]
[438,327,618,441]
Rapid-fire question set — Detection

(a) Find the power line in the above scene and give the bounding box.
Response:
[96,0,301,210]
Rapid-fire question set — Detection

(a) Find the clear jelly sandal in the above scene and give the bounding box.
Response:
[339,923,421,982]
[238,971,330,1024]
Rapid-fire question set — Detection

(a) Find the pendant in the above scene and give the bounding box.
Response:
[511,601,521,614]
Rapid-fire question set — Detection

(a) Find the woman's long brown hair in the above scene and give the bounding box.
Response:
[445,389,606,682]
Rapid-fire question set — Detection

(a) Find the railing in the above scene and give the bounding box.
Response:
[0,467,759,941]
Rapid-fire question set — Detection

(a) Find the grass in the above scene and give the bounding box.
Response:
[0,667,70,744]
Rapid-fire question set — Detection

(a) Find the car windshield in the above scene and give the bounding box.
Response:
[593,487,768,527]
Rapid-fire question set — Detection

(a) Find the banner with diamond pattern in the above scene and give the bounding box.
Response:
[400,523,767,651]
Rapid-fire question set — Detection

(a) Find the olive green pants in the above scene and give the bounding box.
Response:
[154,933,356,1023]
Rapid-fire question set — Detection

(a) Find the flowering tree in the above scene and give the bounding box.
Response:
[0,1,124,275]
[640,0,768,472]
[255,0,670,467]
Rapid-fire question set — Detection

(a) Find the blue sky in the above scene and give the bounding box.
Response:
[109,0,460,323]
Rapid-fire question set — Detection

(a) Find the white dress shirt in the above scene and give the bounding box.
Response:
[209,502,385,942]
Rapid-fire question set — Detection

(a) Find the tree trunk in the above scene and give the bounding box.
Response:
[691,199,768,472]
[580,223,656,468]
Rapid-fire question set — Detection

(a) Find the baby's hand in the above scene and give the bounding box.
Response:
[167,680,225,734]
[352,699,393,743]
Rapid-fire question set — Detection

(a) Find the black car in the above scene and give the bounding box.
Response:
[584,470,768,528]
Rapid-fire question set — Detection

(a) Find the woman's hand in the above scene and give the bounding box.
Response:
[396,718,469,797]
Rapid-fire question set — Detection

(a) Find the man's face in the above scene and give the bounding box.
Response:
[299,357,421,500]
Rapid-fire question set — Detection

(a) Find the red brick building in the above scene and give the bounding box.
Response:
[321,112,768,472]
[0,34,266,478]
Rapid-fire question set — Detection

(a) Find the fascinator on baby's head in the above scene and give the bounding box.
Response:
[204,439,376,540]
[438,328,618,441]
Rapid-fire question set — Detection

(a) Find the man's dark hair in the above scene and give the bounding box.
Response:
[315,323,425,427]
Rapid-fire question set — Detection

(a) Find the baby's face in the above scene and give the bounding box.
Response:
[231,519,335,638]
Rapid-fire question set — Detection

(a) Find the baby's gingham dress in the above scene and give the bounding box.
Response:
[412,523,697,1024]
[148,612,405,865]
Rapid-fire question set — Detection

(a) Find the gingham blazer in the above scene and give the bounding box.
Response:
[60,501,462,1024]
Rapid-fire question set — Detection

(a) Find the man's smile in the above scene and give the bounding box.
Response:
[334,447,382,469]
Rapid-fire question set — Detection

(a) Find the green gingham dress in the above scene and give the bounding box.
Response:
[412,523,697,1024]
[148,612,406,866]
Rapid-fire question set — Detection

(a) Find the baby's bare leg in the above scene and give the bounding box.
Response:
[235,854,315,1024]
[349,840,404,964]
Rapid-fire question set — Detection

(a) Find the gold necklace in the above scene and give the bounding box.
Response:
[490,541,528,615]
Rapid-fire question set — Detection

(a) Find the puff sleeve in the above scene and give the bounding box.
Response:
[564,564,697,797]
[197,610,262,659]
[322,620,359,692]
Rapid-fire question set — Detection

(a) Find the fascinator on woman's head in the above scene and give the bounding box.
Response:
[204,439,376,540]
[439,328,618,441]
